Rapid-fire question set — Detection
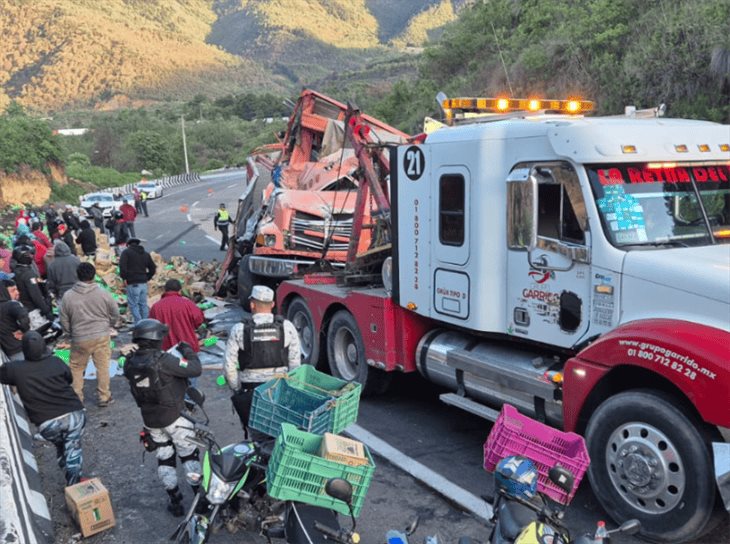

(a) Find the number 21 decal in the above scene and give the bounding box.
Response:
[404,146,425,181]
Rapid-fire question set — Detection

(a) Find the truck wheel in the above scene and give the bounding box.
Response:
[326,310,391,396]
[237,255,255,306]
[585,390,719,542]
[286,297,319,366]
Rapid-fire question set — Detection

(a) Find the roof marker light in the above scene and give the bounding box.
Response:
[720,144,730,152]
[622,145,637,154]
[698,144,711,152]
[566,100,581,113]
[528,99,541,111]
[647,162,677,169]
[675,144,689,153]
[496,98,510,111]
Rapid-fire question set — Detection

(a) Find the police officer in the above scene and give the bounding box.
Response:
[213,203,231,251]
[224,286,301,438]
[123,319,202,517]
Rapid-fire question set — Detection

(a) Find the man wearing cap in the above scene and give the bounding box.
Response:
[0,278,30,362]
[0,331,86,485]
[60,262,120,407]
[149,279,204,352]
[224,285,301,437]
[213,203,231,251]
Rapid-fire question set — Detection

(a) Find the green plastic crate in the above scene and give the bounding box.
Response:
[266,423,375,517]
[249,366,361,437]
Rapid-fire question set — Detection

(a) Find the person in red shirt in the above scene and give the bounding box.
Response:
[149,279,204,352]
[119,199,137,239]
[31,223,52,249]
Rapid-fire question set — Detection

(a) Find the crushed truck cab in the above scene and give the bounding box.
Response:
[268,95,728,543]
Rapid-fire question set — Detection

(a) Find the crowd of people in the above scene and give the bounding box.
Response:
[1,202,304,520]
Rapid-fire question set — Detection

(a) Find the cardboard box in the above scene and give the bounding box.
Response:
[65,478,116,537]
[319,433,369,467]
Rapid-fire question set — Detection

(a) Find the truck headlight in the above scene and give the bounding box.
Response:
[264,235,276,247]
[206,472,234,505]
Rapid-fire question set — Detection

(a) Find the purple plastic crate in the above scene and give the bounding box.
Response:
[483,404,590,505]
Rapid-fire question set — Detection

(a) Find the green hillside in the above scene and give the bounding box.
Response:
[0,0,461,112]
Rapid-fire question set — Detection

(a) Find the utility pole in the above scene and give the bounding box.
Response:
[181,115,190,174]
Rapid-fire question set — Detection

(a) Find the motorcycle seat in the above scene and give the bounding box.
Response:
[499,500,538,541]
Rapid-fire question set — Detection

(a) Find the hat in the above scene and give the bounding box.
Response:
[127,238,141,245]
[250,285,274,303]
[220,203,226,208]
[65,204,72,209]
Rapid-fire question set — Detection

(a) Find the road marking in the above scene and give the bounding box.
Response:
[346,424,493,522]
[192,201,199,207]
[186,214,192,222]
[227,183,237,188]
[205,235,220,245]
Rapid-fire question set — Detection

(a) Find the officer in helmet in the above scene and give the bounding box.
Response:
[224,285,301,438]
[123,319,202,517]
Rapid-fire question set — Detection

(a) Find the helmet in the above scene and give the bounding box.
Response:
[54,218,65,226]
[12,244,36,265]
[494,455,539,500]
[132,319,169,342]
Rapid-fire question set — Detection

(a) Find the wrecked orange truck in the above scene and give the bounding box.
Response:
[218,90,408,301]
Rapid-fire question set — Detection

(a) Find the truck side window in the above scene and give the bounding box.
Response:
[439,174,465,246]
[537,174,585,245]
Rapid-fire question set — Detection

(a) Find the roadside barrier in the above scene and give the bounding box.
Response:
[0,365,54,543]
[97,172,202,196]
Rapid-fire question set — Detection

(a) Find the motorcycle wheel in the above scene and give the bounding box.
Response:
[585,389,722,542]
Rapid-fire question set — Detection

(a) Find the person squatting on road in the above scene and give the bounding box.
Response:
[213,203,231,251]
[119,238,156,324]
[60,262,120,407]
[123,319,202,517]
[0,331,86,485]
[0,279,30,362]
[224,285,301,438]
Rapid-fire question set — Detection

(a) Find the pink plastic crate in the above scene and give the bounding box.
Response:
[483,404,590,505]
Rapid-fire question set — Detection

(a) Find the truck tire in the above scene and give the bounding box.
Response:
[286,297,319,366]
[585,390,719,543]
[326,310,392,396]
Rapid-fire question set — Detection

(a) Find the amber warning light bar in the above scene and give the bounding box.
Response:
[442,97,595,115]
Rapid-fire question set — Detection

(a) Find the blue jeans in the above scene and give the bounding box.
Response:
[38,410,86,485]
[126,282,149,324]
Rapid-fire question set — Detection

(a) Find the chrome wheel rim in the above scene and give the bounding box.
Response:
[606,422,685,514]
[290,310,313,361]
[333,327,358,381]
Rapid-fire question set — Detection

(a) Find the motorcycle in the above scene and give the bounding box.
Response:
[264,477,361,544]
[488,463,641,544]
[171,387,275,543]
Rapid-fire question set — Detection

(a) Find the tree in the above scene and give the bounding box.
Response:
[127,130,172,172]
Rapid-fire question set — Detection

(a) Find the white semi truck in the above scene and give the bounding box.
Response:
[254,97,729,542]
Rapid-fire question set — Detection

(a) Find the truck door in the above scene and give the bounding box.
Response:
[432,167,471,321]
[506,162,592,348]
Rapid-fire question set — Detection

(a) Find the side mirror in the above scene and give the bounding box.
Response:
[405,516,419,536]
[507,177,537,250]
[616,519,641,536]
[548,464,575,494]
[324,478,353,505]
[186,387,205,407]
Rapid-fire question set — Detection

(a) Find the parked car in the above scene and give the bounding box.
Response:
[136,181,163,199]
[79,192,122,218]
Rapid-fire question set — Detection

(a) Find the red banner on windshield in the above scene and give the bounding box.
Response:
[596,164,730,185]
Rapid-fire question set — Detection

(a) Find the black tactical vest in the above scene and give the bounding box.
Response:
[125,350,177,408]
[238,316,287,370]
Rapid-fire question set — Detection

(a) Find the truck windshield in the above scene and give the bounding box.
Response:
[586,163,730,248]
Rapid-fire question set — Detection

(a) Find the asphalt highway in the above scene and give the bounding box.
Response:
[33,172,727,543]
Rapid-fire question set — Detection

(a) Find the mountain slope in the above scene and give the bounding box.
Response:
[0,0,463,112]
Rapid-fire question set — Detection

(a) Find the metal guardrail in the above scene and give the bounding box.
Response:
[0,351,54,543]
[92,172,203,198]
